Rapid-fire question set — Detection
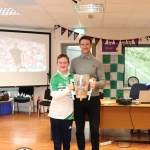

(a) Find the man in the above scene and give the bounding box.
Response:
[70,36,106,150]
[48,54,74,150]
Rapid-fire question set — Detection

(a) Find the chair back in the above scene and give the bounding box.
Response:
[44,89,52,100]
[19,86,34,96]
[99,92,104,99]
[129,83,148,100]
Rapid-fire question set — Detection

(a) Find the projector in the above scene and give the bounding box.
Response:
[116,97,132,105]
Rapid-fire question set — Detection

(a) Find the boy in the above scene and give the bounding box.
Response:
[48,54,74,150]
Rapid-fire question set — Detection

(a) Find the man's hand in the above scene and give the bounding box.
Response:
[89,78,96,89]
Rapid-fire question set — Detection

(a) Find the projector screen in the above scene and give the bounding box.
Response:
[0,29,51,87]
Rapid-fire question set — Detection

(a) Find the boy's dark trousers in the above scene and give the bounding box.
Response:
[50,118,73,150]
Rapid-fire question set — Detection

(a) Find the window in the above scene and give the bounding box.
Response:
[122,44,150,87]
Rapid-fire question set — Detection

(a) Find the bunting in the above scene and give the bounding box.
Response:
[108,40,113,46]
[127,39,132,46]
[95,38,100,46]
[53,25,148,49]
[121,40,126,46]
[114,40,120,48]
[145,36,150,41]
[68,30,73,38]
[54,25,61,39]
[134,38,139,46]
[61,27,67,35]
[102,39,107,45]
[54,25,60,30]
[89,36,94,41]
[74,32,79,40]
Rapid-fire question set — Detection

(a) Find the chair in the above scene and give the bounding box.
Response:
[38,88,52,118]
[129,83,148,133]
[129,83,148,100]
[99,92,104,99]
[13,86,34,116]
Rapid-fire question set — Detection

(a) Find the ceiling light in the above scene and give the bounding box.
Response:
[0,7,20,15]
[74,4,104,13]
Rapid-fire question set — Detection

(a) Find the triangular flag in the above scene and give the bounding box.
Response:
[54,25,60,30]
[108,40,113,46]
[95,38,100,46]
[102,39,107,45]
[61,27,67,35]
[68,30,73,38]
[127,39,132,46]
[145,36,149,41]
[121,40,126,46]
[134,38,139,46]
[89,36,94,41]
[74,32,79,40]
[114,40,120,48]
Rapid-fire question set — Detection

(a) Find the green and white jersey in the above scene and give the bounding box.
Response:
[48,71,74,120]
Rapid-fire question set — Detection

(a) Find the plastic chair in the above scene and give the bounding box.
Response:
[13,86,34,116]
[38,88,52,118]
[129,83,149,133]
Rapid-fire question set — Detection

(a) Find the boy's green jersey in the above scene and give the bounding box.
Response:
[48,71,74,120]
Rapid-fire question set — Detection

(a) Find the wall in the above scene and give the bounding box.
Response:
[2,27,150,112]
[51,27,150,97]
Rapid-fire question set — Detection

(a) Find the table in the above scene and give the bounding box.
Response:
[100,99,150,143]
[100,99,150,129]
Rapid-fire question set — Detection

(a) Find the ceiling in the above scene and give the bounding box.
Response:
[1,0,150,30]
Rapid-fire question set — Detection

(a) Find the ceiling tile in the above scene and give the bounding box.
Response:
[104,13,131,19]
[36,0,72,5]
[134,4,150,13]
[51,14,77,20]
[77,0,105,4]
[124,23,146,27]
[1,15,29,21]
[77,13,103,20]
[105,4,136,13]
[106,0,140,4]
[44,5,75,14]
[102,20,125,27]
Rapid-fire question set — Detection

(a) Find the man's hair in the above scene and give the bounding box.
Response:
[57,54,70,63]
[79,36,92,44]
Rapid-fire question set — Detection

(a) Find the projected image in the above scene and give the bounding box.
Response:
[0,36,46,72]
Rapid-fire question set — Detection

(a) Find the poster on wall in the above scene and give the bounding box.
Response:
[102,44,117,52]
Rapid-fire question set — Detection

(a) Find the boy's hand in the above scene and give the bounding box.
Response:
[68,83,74,91]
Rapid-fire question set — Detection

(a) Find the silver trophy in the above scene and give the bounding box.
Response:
[72,74,92,101]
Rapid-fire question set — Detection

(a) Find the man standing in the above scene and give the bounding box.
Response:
[70,36,106,150]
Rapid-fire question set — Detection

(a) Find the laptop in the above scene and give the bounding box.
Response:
[138,90,150,104]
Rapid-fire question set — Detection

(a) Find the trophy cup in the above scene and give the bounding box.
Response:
[73,74,92,101]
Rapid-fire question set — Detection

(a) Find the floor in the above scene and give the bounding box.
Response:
[0,112,150,150]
